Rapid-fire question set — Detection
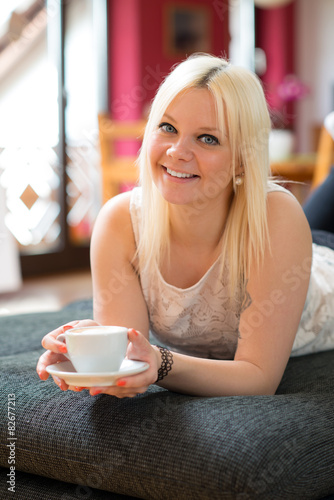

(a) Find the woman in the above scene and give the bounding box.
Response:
[37,54,334,398]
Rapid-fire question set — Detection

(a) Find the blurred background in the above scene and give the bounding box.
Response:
[0,0,333,311]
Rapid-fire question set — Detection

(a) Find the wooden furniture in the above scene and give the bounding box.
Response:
[270,153,315,203]
[270,121,334,202]
[98,114,146,203]
[270,154,316,182]
[311,124,334,189]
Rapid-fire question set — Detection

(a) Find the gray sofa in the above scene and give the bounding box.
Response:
[1,299,334,500]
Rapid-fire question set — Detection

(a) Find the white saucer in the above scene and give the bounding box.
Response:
[46,359,149,387]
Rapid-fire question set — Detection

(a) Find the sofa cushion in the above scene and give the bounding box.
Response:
[0,466,136,499]
[0,300,334,499]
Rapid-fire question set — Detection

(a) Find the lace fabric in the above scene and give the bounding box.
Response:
[291,243,334,356]
[130,186,334,359]
[143,257,242,359]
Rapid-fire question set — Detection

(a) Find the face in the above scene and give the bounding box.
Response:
[147,88,234,209]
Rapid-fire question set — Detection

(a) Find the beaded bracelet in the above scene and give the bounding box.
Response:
[155,346,174,382]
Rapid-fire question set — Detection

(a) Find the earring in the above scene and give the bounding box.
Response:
[235,173,244,186]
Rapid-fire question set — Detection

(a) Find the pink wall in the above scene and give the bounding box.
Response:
[109,0,141,121]
[108,0,142,155]
[256,3,295,127]
[140,0,230,108]
[108,0,230,119]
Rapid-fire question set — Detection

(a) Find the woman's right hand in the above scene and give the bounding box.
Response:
[36,319,100,390]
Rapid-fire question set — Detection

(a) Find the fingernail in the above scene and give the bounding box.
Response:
[116,380,126,387]
[130,329,139,336]
[63,325,74,332]
[91,389,102,396]
[59,344,67,353]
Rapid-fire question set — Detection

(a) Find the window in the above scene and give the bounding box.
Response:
[0,0,107,275]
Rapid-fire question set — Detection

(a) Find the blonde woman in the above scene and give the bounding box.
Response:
[37,54,334,397]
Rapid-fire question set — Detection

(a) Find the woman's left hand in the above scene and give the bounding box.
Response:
[88,328,160,398]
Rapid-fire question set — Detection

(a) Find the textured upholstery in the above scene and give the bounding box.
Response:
[0,300,334,500]
[0,467,134,499]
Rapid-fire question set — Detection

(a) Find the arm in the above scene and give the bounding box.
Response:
[112,191,312,397]
[90,192,149,335]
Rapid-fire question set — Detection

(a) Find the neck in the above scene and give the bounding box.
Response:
[168,194,233,250]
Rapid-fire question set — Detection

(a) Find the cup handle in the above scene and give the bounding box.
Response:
[57,333,71,361]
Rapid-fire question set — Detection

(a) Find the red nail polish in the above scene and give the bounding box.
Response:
[63,325,74,332]
[116,380,126,387]
[91,389,102,396]
[130,329,139,336]
[59,344,67,353]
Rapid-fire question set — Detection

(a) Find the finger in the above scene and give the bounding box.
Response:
[41,319,98,352]
[41,321,79,352]
[89,386,148,398]
[112,366,157,391]
[116,373,155,390]
[68,385,86,392]
[126,329,153,361]
[52,375,69,391]
[90,381,149,395]
[36,350,68,380]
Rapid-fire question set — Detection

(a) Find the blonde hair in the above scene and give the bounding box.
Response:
[136,53,271,296]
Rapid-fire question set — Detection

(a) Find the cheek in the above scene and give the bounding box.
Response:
[147,138,163,181]
[147,134,164,162]
[202,152,233,187]
[205,152,232,174]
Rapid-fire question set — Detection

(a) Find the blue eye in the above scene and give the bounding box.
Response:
[199,135,219,146]
[159,122,176,134]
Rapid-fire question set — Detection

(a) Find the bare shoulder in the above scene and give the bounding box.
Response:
[266,189,312,249]
[245,188,313,309]
[95,191,132,227]
[91,191,135,261]
[247,188,313,304]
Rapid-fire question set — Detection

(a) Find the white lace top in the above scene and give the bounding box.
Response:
[130,186,334,359]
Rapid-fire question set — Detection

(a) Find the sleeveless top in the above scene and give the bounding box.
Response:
[130,185,334,359]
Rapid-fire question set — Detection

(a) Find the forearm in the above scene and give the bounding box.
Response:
[154,349,276,397]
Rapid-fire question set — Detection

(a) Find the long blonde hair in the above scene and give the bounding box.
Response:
[136,53,271,296]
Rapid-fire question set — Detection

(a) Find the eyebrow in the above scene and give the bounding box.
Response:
[162,113,221,134]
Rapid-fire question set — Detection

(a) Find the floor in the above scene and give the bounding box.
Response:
[0,270,93,317]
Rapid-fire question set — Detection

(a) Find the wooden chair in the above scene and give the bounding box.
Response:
[270,113,334,202]
[98,114,146,203]
[311,112,334,190]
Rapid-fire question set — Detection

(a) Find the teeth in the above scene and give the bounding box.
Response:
[166,167,195,178]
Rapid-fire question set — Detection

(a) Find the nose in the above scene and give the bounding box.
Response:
[166,138,193,161]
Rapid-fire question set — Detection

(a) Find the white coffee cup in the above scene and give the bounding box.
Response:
[57,326,128,373]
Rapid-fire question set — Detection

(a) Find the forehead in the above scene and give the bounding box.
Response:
[163,87,226,133]
[166,88,215,115]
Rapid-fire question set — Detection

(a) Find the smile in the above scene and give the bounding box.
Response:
[165,167,197,179]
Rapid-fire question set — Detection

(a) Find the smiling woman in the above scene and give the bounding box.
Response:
[147,88,233,209]
[37,54,334,399]
[138,56,271,294]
